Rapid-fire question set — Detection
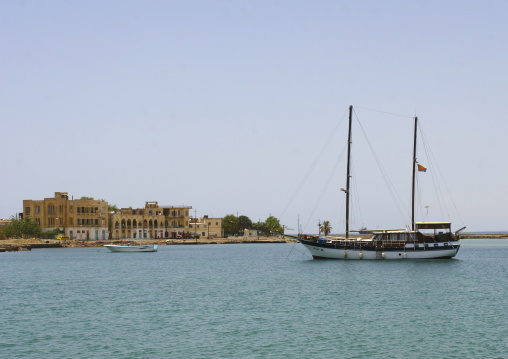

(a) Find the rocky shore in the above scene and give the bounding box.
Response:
[0,236,297,252]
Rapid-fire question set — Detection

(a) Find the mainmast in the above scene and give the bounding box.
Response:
[345,105,353,239]
[411,116,418,231]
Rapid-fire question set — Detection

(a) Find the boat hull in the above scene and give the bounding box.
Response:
[298,239,459,260]
[104,244,158,252]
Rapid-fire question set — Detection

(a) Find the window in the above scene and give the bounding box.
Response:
[77,219,81,225]
[25,207,30,215]
[202,232,205,236]
[35,206,40,214]
[95,219,98,226]
[69,206,73,213]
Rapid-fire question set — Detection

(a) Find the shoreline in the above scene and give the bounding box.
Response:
[1,234,506,252]
[0,236,297,252]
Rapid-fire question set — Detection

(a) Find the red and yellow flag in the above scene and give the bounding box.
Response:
[417,164,427,172]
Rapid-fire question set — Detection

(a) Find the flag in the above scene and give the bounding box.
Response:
[417,164,427,172]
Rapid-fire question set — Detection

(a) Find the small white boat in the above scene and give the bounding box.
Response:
[104,244,158,252]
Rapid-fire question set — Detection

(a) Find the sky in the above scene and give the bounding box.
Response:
[1,0,507,233]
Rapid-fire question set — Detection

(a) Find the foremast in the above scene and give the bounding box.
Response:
[411,117,418,231]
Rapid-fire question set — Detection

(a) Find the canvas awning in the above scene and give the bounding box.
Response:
[416,222,451,230]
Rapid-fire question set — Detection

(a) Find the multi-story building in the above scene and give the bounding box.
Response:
[22,192,109,240]
[109,201,192,240]
[189,215,224,238]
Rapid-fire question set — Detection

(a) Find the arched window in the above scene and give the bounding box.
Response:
[149,220,153,227]
[115,221,119,229]
[154,220,158,228]
[127,219,131,227]
[133,219,137,227]
[121,219,126,228]
[143,219,148,227]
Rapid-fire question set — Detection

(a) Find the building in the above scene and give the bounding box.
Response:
[22,192,109,240]
[189,215,224,238]
[109,201,192,240]
[243,229,259,238]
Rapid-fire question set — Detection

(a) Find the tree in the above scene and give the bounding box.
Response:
[3,217,41,238]
[265,215,282,235]
[252,216,282,236]
[238,215,252,232]
[320,220,332,236]
[252,221,268,236]
[222,214,239,236]
[108,204,119,212]
[80,196,94,200]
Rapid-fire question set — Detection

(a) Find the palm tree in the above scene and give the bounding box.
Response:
[320,221,332,236]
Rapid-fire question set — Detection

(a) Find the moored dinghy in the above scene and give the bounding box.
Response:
[104,243,158,252]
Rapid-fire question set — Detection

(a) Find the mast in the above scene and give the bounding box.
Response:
[411,116,418,231]
[345,105,353,239]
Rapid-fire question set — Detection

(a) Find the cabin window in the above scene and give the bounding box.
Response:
[444,243,449,247]
[434,243,438,247]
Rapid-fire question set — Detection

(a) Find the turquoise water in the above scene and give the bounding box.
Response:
[1,239,507,358]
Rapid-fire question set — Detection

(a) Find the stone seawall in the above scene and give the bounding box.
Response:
[1,236,297,252]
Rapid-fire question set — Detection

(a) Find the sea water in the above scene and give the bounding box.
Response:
[1,239,507,359]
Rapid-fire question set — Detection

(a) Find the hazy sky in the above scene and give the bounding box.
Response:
[1,0,507,233]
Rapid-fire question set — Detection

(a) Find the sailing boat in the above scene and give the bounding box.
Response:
[295,106,464,260]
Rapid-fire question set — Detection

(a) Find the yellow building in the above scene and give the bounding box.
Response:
[22,192,109,240]
[189,215,224,238]
[109,201,192,240]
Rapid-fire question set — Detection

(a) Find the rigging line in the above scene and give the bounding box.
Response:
[418,122,450,220]
[279,109,349,220]
[350,161,364,230]
[302,144,347,232]
[416,172,423,221]
[353,110,412,227]
[353,105,414,119]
